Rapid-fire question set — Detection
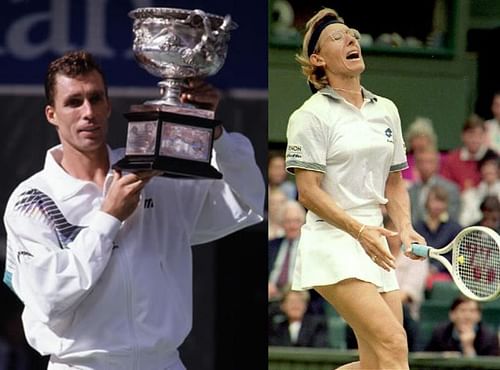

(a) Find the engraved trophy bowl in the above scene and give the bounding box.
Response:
[129,7,238,107]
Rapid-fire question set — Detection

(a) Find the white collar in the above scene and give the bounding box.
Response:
[459,145,488,161]
[43,144,120,200]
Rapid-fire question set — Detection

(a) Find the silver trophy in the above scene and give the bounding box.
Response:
[113,7,238,179]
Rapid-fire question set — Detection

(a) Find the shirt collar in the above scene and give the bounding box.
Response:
[318,85,378,102]
[43,144,115,200]
[459,145,488,161]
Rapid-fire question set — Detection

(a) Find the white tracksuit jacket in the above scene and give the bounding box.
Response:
[3,130,265,370]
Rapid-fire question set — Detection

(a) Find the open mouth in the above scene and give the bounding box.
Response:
[346,50,360,60]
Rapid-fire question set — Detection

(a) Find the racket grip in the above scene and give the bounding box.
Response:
[409,243,430,257]
[400,243,430,257]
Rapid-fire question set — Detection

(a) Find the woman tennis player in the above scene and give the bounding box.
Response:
[285,8,426,369]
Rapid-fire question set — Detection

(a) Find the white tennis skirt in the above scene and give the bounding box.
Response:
[292,205,399,293]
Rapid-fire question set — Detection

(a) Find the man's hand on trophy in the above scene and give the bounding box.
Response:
[181,79,221,112]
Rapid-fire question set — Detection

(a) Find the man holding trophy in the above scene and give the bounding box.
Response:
[3,8,264,370]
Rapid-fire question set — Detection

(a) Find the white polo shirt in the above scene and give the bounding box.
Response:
[286,86,407,215]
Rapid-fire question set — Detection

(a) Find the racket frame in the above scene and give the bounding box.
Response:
[410,226,500,302]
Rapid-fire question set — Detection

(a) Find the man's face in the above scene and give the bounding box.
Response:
[282,207,304,240]
[45,71,111,154]
[462,127,485,154]
[281,292,307,322]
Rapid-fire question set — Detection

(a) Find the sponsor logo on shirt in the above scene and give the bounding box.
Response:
[286,144,302,159]
[385,127,394,143]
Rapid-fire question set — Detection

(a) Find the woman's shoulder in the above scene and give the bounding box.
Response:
[372,93,398,112]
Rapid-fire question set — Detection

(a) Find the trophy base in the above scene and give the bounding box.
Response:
[113,104,222,180]
[113,155,222,179]
[130,103,215,119]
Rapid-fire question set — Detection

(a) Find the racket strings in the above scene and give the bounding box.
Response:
[455,230,500,299]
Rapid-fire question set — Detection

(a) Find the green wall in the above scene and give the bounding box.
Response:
[269,0,484,151]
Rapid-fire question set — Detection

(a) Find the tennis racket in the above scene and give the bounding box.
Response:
[407,226,500,302]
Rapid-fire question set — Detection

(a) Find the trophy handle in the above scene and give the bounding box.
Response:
[217,15,233,33]
[183,10,232,59]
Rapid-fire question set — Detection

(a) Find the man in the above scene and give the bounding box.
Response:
[440,114,497,192]
[2,51,264,370]
[408,147,460,224]
[268,289,329,348]
[268,200,305,301]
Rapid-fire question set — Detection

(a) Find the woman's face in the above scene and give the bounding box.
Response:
[312,23,365,78]
[450,301,481,332]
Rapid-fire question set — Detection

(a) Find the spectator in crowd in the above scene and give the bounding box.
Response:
[413,185,462,288]
[484,91,500,154]
[425,296,499,357]
[268,150,297,200]
[269,289,329,348]
[268,187,287,240]
[460,156,500,226]
[408,147,461,225]
[402,117,439,185]
[473,195,500,233]
[269,200,305,301]
[440,114,497,192]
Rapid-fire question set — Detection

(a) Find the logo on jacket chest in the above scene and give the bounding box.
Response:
[144,197,154,209]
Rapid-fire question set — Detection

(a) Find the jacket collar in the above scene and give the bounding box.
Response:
[43,144,117,200]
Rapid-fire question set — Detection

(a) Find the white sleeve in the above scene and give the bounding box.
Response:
[285,109,328,174]
[3,198,121,327]
[386,101,408,172]
[190,130,265,245]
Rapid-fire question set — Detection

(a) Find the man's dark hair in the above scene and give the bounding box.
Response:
[462,113,485,132]
[450,295,481,312]
[480,195,500,213]
[44,50,108,106]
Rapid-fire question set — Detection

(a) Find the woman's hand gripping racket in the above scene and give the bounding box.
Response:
[406,226,500,302]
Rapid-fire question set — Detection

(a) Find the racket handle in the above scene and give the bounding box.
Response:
[400,243,430,257]
[409,243,430,257]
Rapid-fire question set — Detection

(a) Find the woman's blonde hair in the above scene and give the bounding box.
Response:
[296,8,343,91]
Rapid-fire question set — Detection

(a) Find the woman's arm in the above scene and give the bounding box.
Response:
[384,171,426,258]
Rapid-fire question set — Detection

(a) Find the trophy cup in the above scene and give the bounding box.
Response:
[113,7,238,179]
